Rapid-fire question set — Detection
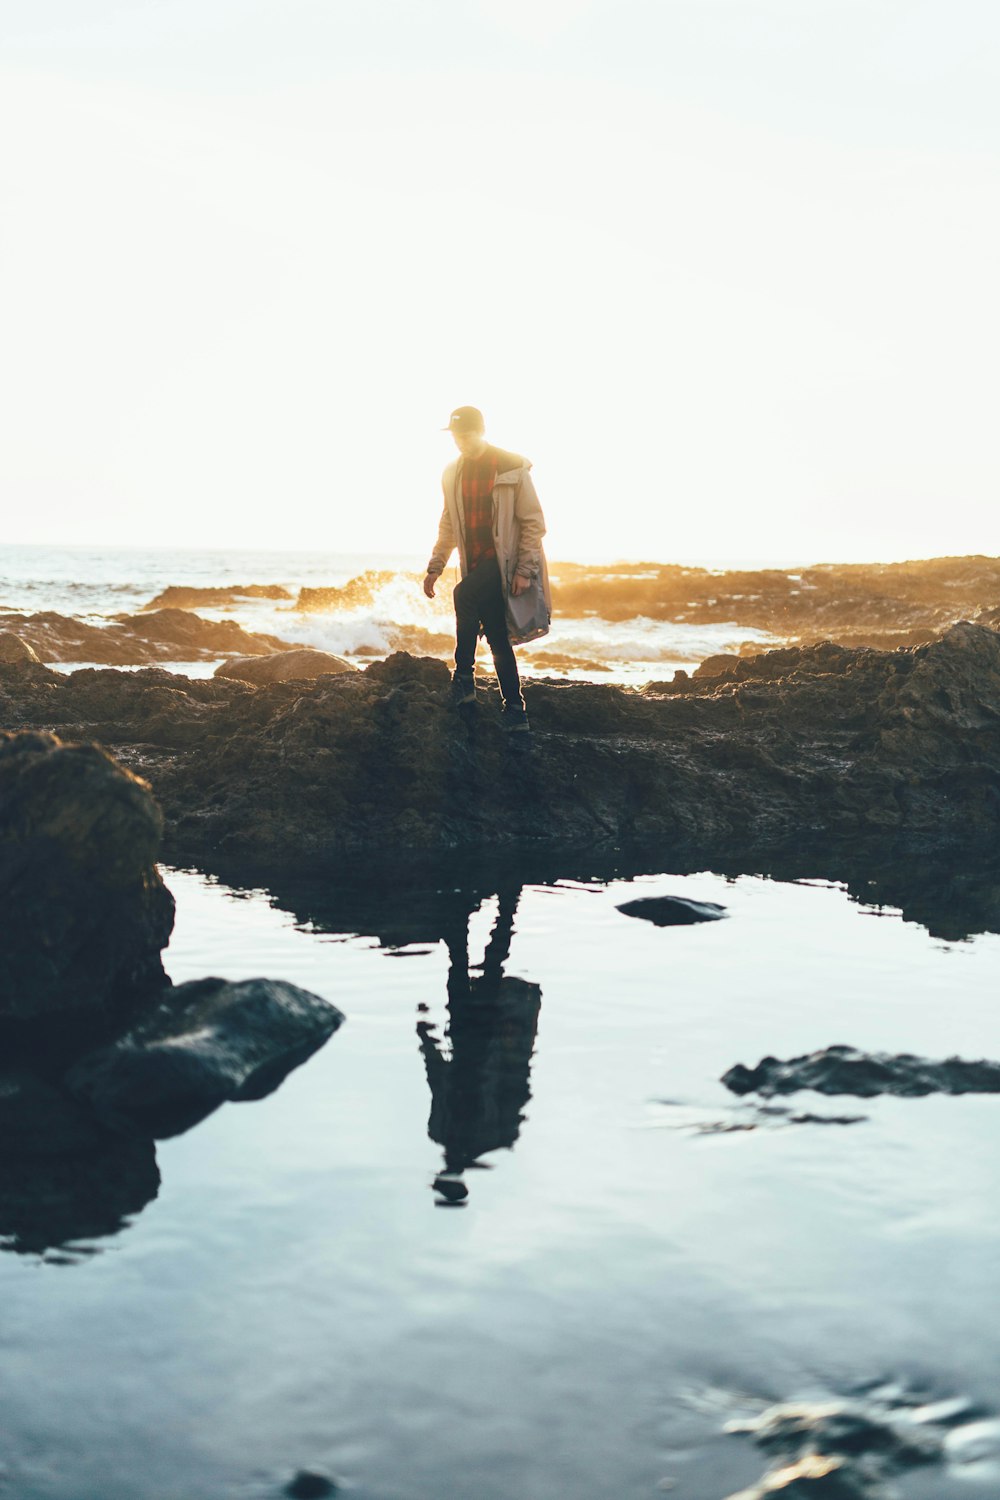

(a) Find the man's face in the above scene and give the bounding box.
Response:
[452,427,487,459]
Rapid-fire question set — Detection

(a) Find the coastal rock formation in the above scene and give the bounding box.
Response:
[69,976,346,1137]
[0,608,296,666]
[215,649,355,683]
[141,584,293,610]
[0,731,174,1022]
[722,1044,1000,1099]
[3,622,1000,862]
[296,570,410,612]
[617,895,727,925]
[0,633,40,664]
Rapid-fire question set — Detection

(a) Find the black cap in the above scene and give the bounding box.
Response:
[442,405,485,434]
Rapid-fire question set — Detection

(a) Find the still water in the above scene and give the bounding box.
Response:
[3,864,1000,1499]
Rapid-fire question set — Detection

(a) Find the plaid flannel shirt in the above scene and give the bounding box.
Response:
[461,448,498,569]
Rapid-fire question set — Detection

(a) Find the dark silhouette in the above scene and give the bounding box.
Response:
[417,882,541,1204]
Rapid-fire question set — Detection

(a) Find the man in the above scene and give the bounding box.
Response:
[423,406,550,734]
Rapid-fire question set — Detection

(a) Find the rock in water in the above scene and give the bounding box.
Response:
[215,649,356,684]
[0,731,174,1021]
[68,977,346,1136]
[0,633,40,664]
[722,1044,1000,1098]
[617,895,728,926]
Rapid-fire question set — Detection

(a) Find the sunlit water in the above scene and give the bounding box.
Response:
[4,865,999,1499]
[0,544,778,682]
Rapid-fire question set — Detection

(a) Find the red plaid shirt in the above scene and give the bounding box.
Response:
[461,447,498,568]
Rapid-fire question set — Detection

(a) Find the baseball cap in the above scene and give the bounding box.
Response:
[442,406,485,434]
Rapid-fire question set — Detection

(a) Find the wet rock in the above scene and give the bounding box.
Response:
[215,649,355,684]
[723,1044,1000,1099]
[0,632,40,664]
[617,895,728,926]
[0,607,295,665]
[68,977,345,1137]
[0,1067,109,1155]
[141,584,292,610]
[295,570,407,612]
[285,1472,338,1499]
[0,731,174,1021]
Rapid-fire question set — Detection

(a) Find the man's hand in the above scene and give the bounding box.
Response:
[511,571,531,597]
[423,572,438,599]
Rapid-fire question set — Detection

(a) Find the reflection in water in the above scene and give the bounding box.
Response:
[416,884,541,1204]
[0,1134,160,1259]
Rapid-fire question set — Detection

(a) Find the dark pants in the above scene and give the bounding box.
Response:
[453,557,524,709]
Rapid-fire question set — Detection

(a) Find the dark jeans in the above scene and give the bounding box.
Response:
[453,557,524,709]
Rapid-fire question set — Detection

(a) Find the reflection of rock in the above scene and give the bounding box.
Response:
[0,607,295,665]
[0,1135,160,1257]
[215,649,355,684]
[0,731,174,1021]
[723,1045,1000,1099]
[69,977,345,1137]
[617,895,727,926]
[0,1067,110,1154]
[141,584,292,610]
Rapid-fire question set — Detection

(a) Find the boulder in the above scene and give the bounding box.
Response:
[617,896,728,926]
[0,632,40,664]
[69,976,345,1136]
[215,649,355,684]
[722,1044,1000,1099]
[0,731,174,1021]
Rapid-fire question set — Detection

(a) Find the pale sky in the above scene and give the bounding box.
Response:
[1,0,997,563]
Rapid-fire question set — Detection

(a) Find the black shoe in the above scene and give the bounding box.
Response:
[500,704,530,733]
[451,672,476,707]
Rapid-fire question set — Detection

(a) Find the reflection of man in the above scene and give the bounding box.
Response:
[422,406,551,735]
[417,884,541,1204]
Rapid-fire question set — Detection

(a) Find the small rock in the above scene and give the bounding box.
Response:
[723,1045,1000,1099]
[617,896,728,927]
[285,1471,337,1499]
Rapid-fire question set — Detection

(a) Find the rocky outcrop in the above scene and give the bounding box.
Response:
[617,895,727,925]
[141,584,293,610]
[0,633,40,664]
[0,608,296,665]
[0,730,174,1022]
[2,622,1000,862]
[295,570,410,612]
[723,1045,1000,1099]
[69,976,345,1137]
[215,649,355,684]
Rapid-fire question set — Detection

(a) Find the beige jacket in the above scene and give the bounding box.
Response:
[426,448,551,608]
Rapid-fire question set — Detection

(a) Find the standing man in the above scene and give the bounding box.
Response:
[423,405,550,734]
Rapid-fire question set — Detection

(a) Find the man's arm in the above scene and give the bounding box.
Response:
[423,502,457,598]
[512,470,546,590]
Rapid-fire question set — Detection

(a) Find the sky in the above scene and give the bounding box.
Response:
[1,0,997,564]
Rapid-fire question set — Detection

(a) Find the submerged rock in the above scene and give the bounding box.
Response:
[215,649,355,684]
[69,976,345,1137]
[617,895,727,926]
[0,731,174,1021]
[722,1044,1000,1099]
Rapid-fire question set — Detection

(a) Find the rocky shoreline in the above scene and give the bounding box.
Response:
[1,620,998,866]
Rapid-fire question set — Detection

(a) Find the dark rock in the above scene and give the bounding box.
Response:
[0,607,295,665]
[68,977,345,1137]
[141,584,292,610]
[285,1471,338,1499]
[617,895,728,926]
[0,632,40,664]
[215,649,355,684]
[0,731,174,1021]
[0,1135,159,1256]
[0,1067,109,1155]
[722,1044,1000,1099]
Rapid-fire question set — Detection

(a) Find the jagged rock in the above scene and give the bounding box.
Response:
[4,625,1000,860]
[0,731,174,1021]
[722,1044,1000,1099]
[0,633,40,664]
[215,649,355,683]
[0,608,295,665]
[141,584,292,610]
[617,895,727,925]
[68,976,345,1137]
